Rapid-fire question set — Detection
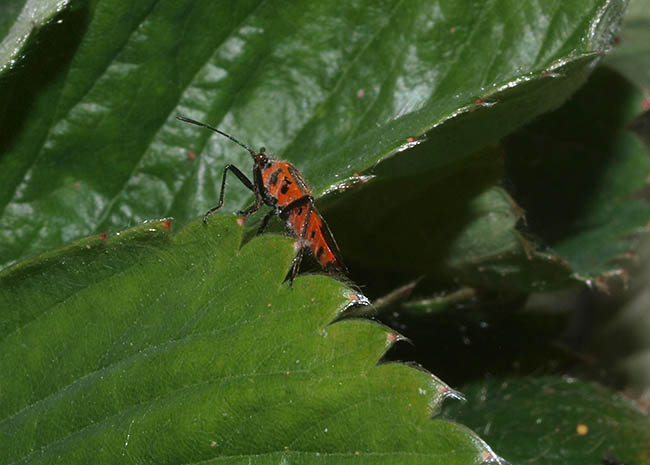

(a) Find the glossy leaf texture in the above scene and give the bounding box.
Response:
[0,0,626,270]
[0,0,67,72]
[443,377,650,465]
[0,215,500,465]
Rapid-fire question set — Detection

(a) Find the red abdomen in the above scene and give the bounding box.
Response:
[261,161,345,272]
[285,204,346,272]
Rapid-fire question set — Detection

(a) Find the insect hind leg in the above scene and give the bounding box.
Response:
[280,196,314,284]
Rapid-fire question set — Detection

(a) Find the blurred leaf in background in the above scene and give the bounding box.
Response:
[443,377,650,465]
[504,66,650,286]
[606,0,650,96]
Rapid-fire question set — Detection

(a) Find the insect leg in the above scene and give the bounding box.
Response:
[203,164,258,224]
[288,247,304,283]
[281,196,314,283]
[278,195,313,219]
[237,195,263,221]
[256,209,278,235]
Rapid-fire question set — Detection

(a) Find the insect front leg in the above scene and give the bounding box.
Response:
[203,164,257,224]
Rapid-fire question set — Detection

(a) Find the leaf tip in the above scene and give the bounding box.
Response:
[541,69,563,78]
[437,383,466,402]
[343,289,371,311]
[397,136,424,153]
[474,97,496,108]
[479,448,507,465]
[386,330,410,347]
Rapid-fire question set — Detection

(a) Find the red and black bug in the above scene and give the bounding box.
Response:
[177,116,347,282]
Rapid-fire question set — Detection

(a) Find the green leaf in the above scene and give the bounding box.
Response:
[0,0,626,270]
[324,145,574,292]
[505,66,650,282]
[586,240,650,393]
[0,215,499,465]
[443,377,650,465]
[606,0,650,96]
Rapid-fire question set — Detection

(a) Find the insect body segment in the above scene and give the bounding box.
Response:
[177,116,347,282]
[260,163,309,206]
[284,203,344,271]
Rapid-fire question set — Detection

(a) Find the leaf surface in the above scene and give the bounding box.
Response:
[0,0,67,72]
[444,377,650,465]
[0,215,498,465]
[0,0,626,269]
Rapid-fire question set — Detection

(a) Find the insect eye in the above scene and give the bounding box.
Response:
[259,147,266,153]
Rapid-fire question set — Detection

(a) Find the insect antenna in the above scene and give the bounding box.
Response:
[176,116,256,157]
